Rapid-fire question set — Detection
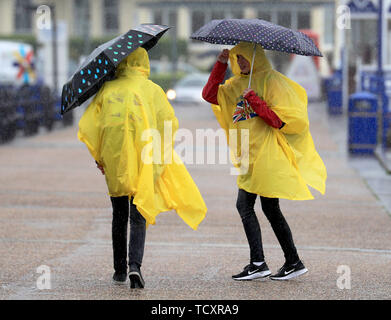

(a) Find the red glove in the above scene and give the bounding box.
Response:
[244,90,284,129]
[202,61,228,105]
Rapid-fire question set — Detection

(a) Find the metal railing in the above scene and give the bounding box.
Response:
[0,84,73,144]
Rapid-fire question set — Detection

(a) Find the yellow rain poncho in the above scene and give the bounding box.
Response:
[78,47,207,229]
[212,42,327,200]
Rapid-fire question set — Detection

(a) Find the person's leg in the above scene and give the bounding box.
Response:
[128,197,146,288]
[260,197,299,264]
[128,197,146,267]
[236,189,265,263]
[261,197,307,280]
[232,189,271,280]
[110,196,129,275]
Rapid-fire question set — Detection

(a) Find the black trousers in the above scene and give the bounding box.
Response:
[236,189,300,264]
[110,196,146,273]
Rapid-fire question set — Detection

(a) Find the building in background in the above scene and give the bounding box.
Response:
[3,0,389,83]
[135,0,335,74]
[334,0,391,96]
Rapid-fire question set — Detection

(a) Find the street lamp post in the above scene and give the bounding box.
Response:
[374,0,391,170]
[51,4,58,95]
[377,0,386,150]
[377,0,384,76]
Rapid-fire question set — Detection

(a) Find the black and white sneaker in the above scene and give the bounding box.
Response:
[232,262,271,281]
[112,271,127,285]
[270,260,308,281]
[129,263,145,289]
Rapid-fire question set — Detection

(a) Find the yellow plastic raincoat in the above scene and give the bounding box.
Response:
[212,42,327,200]
[78,47,207,229]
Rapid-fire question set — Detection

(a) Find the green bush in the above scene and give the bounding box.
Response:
[149,72,186,92]
[69,35,189,64]
[0,34,39,50]
[69,36,114,62]
[148,37,188,61]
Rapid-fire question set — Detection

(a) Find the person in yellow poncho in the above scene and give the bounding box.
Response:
[202,42,327,281]
[78,47,207,288]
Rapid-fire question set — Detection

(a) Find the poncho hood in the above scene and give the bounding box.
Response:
[115,47,150,78]
[229,42,272,76]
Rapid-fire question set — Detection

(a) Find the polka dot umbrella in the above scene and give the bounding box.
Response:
[61,24,169,115]
[191,18,323,122]
[191,18,322,91]
[190,18,322,57]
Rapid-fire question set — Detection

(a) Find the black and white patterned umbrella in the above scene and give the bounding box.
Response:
[190,19,322,57]
[61,24,169,114]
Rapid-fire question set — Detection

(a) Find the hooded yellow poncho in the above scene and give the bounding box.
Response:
[78,47,207,229]
[212,42,327,200]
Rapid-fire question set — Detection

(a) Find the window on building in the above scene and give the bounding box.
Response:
[74,0,90,37]
[153,10,163,25]
[14,0,32,33]
[298,11,311,30]
[168,9,178,37]
[169,10,177,27]
[350,19,377,65]
[231,10,243,19]
[212,10,224,20]
[104,0,119,34]
[192,11,205,34]
[323,6,334,45]
[258,10,271,22]
[277,11,291,28]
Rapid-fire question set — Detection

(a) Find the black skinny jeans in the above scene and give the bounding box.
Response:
[236,189,300,264]
[110,196,146,273]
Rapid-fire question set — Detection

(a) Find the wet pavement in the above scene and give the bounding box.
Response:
[0,100,390,300]
[327,107,391,216]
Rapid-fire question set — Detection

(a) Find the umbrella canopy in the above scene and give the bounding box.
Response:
[190,18,322,57]
[61,24,169,114]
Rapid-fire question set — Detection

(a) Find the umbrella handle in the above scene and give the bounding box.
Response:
[248,43,256,89]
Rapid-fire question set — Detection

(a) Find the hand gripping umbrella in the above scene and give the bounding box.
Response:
[190,18,322,122]
[61,24,170,115]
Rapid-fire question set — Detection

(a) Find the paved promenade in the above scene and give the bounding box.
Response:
[0,100,390,300]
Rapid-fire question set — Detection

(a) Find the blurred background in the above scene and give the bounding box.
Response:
[1,1,391,300]
[0,0,390,167]
[0,0,337,91]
